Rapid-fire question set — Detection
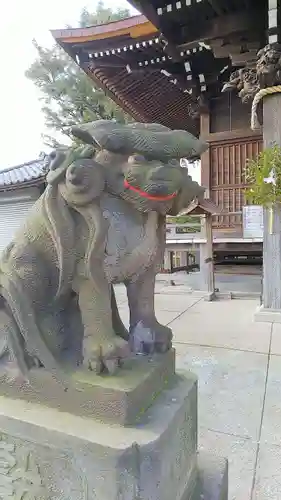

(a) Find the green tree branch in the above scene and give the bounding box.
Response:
[25,1,132,147]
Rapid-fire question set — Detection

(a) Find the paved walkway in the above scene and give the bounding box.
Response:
[114,283,280,500]
[157,270,263,295]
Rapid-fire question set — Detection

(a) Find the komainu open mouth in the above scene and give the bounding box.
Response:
[124,179,177,201]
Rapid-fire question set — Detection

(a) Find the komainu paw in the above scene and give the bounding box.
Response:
[84,336,130,375]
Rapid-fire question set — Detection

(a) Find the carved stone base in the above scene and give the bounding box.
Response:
[0,370,228,500]
[0,349,175,425]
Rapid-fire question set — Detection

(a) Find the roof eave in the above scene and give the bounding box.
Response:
[0,177,46,193]
[51,15,157,45]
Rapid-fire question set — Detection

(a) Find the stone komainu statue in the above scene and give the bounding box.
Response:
[0,121,207,385]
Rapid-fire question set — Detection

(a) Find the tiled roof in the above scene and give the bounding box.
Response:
[0,157,49,191]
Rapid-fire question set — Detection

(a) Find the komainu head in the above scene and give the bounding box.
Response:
[47,120,208,215]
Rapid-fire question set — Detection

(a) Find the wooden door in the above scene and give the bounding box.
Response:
[210,137,263,229]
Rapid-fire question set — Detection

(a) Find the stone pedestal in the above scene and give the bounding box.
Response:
[254,304,281,323]
[0,351,176,425]
[0,350,228,499]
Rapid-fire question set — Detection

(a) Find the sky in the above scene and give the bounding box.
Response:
[0,0,200,183]
[0,0,136,169]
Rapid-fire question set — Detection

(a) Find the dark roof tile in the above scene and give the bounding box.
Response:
[0,158,49,190]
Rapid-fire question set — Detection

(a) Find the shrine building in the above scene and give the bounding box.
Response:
[52,0,281,319]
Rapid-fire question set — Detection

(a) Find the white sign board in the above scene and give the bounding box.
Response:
[243,205,264,239]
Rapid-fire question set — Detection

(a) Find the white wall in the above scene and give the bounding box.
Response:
[0,187,40,253]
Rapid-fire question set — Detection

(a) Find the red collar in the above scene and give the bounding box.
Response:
[124,179,177,201]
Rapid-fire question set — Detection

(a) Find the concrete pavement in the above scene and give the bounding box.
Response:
[114,283,281,500]
[157,270,263,295]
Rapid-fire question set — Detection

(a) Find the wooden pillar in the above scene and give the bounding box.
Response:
[199,109,214,300]
[258,95,281,315]
[200,214,215,300]
[200,109,211,197]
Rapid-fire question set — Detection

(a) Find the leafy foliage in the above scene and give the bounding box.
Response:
[245,145,281,206]
[79,2,131,27]
[25,1,132,147]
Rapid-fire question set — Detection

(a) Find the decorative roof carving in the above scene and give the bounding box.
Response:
[222,43,281,104]
[221,68,259,103]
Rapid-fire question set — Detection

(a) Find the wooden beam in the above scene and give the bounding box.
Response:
[230,51,258,66]
[80,35,160,55]
[89,60,133,70]
[52,16,157,44]
[208,0,223,15]
[180,10,264,49]
[209,37,260,65]
[127,0,161,31]
[159,34,182,62]
[205,129,262,143]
